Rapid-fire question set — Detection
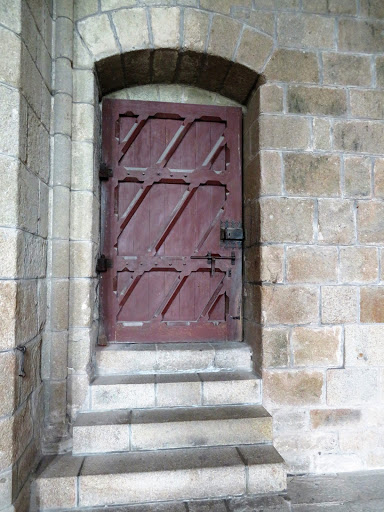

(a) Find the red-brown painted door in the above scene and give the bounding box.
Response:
[100,100,242,343]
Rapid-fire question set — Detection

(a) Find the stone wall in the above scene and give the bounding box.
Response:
[0,0,53,509]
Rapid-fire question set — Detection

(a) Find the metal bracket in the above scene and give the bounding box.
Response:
[220,226,244,241]
[191,251,235,276]
[99,163,113,180]
[96,255,113,272]
[220,220,243,248]
[16,346,26,378]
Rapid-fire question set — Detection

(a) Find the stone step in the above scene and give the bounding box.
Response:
[88,371,261,411]
[96,341,253,375]
[73,404,272,455]
[32,445,286,510]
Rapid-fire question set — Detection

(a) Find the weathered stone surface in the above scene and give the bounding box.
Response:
[232,8,275,36]
[288,85,346,116]
[287,246,338,284]
[313,118,331,151]
[102,0,136,10]
[261,285,319,325]
[263,328,289,368]
[264,49,319,83]
[339,19,384,53]
[78,14,119,59]
[318,199,355,244]
[344,156,372,199]
[303,0,357,14]
[75,0,98,19]
[113,8,149,52]
[310,409,361,429]
[358,202,384,244]
[322,53,372,86]
[151,7,180,49]
[350,90,384,120]
[374,158,384,198]
[208,15,242,61]
[236,27,273,72]
[377,56,384,88]
[361,287,384,323]
[69,279,94,328]
[334,121,384,154]
[200,0,252,15]
[260,115,311,150]
[245,245,284,283]
[327,368,378,406]
[0,26,21,87]
[264,370,324,406]
[183,8,210,52]
[321,286,358,324]
[284,153,340,197]
[0,85,22,158]
[292,326,342,367]
[345,325,384,367]
[340,247,378,284]
[277,13,334,49]
[258,84,284,114]
[260,197,315,243]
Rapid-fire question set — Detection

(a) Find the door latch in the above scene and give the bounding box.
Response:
[191,251,235,276]
[96,255,113,272]
[220,226,244,241]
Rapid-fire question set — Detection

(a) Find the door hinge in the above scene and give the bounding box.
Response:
[99,163,113,180]
[96,255,113,272]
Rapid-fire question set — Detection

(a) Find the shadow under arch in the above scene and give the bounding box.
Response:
[95,49,262,105]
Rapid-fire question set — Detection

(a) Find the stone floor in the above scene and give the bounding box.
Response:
[58,469,384,511]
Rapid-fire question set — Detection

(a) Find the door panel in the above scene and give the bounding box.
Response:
[101,100,242,343]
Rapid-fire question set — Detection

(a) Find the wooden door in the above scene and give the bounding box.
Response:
[100,100,242,343]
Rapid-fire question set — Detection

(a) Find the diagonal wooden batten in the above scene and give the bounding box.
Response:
[150,188,198,254]
[119,185,151,232]
[201,127,227,169]
[195,205,225,253]
[119,115,148,163]
[117,272,144,315]
[156,117,195,168]
[198,275,226,321]
[153,273,187,320]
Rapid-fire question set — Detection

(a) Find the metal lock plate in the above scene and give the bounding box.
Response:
[220,227,244,241]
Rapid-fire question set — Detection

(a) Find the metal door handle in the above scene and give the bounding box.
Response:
[191,251,235,276]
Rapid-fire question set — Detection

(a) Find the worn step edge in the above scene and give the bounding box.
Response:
[87,371,262,412]
[32,445,286,510]
[96,341,253,376]
[73,405,272,454]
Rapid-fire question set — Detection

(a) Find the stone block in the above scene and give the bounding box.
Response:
[334,120,384,154]
[0,228,17,278]
[78,14,119,59]
[262,328,289,368]
[377,57,384,88]
[73,103,95,142]
[292,326,342,367]
[288,85,346,116]
[361,287,384,323]
[264,370,324,406]
[358,201,384,244]
[313,118,331,151]
[344,156,371,199]
[321,286,358,324]
[53,93,72,137]
[339,19,384,53]
[39,181,49,239]
[51,239,70,278]
[350,90,384,120]
[246,152,282,198]
[240,445,286,494]
[374,158,384,198]
[303,0,357,14]
[50,279,69,331]
[231,8,274,35]
[284,153,340,197]
[69,279,94,328]
[311,409,361,429]
[265,48,319,84]
[261,285,319,325]
[73,69,94,104]
[52,186,70,239]
[152,49,178,82]
[0,281,17,350]
[0,351,17,417]
[70,241,95,278]
[361,0,384,18]
[74,422,130,455]
[340,247,378,284]
[200,0,252,14]
[151,7,180,49]
[73,31,94,70]
[70,191,95,240]
[113,8,149,52]
[0,85,22,158]
[75,0,98,19]
[278,13,334,49]
[208,15,242,61]
[0,155,18,227]
[318,199,355,244]
[236,27,273,72]
[102,0,136,9]
[68,328,93,373]
[0,469,12,508]
[16,280,39,345]
[183,8,210,53]
[327,368,378,406]
[157,375,201,407]
[201,373,261,406]
[259,115,311,150]
[286,246,338,283]
[323,53,372,87]
[258,84,284,114]
[245,245,284,283]
[72,141,95,191]
[345,324,384,367]
[91,376,156,410]
[52,133,71,188]
[0,26,21,87]
[260,197,315,243]
[0,0,21,33]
